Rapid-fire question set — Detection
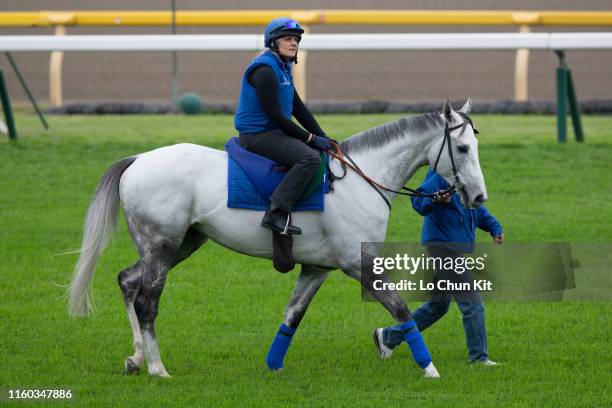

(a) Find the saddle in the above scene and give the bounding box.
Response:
[225,137,331,273]
[225,137,329,211]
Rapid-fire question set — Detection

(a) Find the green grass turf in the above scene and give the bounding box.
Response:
[0,113,610,407]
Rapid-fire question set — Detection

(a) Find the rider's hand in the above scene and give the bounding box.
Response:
[432,190,452,204]
[311,135,331,151]
[493,234,505,245]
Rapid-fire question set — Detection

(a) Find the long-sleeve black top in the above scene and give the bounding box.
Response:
[247,65,326,142]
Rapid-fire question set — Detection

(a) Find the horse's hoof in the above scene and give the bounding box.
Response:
[123,357,140,375]
[423,362,440,379]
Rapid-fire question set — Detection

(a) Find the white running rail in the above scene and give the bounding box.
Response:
[0,33,611,51]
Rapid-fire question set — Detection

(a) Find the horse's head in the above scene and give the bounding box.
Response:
[428,98,487,208]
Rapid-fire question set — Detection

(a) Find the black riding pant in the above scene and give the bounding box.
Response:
[239,129,321,212]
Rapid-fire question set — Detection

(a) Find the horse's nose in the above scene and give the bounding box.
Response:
[475,194,486,204]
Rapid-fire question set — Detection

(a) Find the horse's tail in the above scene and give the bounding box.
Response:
[68,157,137,317]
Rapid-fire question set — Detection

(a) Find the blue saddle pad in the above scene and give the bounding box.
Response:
[225,137,328,211]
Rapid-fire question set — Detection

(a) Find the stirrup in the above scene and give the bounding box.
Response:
[262,209,302,235]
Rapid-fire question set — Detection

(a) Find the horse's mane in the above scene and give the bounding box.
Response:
[339,112,444,153]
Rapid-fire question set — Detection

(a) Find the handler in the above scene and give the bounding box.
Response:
[234,17,333,235]
[374,168,504,365]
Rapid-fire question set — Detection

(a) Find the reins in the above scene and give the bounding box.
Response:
[325,120,475,210]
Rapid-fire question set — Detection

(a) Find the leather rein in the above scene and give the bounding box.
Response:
[325,117,478,210]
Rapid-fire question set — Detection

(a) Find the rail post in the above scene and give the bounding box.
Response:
[514,25,530,101]
[555,50,584,143]
[0,69,18,140]
[49,25,66,107]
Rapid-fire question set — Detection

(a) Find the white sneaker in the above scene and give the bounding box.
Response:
[373,328,393,359]
[473,358,499,366]
[423,362,441,378]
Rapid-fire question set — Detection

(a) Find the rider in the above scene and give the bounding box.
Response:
[234,17,333,235]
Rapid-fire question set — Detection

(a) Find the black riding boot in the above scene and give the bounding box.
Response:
[262,207,302,235]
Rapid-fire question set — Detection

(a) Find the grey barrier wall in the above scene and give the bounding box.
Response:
[1,0,611,105]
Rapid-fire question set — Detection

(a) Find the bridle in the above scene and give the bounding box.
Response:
[326,113,478,210]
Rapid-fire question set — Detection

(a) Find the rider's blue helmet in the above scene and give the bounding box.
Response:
[264,17,304,49]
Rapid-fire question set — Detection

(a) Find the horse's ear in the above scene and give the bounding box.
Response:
[443,99,454,121]
[459,97,472,114]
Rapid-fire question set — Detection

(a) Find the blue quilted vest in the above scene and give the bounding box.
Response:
[234,51,294,134]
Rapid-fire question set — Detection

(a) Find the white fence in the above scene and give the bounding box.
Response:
[1,33,611,51]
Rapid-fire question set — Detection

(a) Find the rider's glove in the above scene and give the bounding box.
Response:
[310,135,332,151]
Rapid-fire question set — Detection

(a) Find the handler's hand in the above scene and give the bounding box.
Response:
[432,190,452,204]
[493,234,505,245]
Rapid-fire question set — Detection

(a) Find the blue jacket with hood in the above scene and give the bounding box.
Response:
[411,168,503,251]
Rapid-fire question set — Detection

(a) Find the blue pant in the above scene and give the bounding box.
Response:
[382,300,489,363]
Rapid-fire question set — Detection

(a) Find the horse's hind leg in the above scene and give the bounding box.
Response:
[123,217,207,377]
[173,228,209,266]
[136,228,208,377]
[118,261,144,374]
[266,265,329,370]
[134,242,177,377]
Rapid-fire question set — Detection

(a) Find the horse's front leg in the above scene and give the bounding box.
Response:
[342,264,440,378]
[266,265,329,371]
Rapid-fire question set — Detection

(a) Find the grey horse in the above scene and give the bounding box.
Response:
[68,99,485,379]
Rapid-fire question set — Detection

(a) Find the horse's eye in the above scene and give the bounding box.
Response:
[458,145,469,154]
[473,128,480,135]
